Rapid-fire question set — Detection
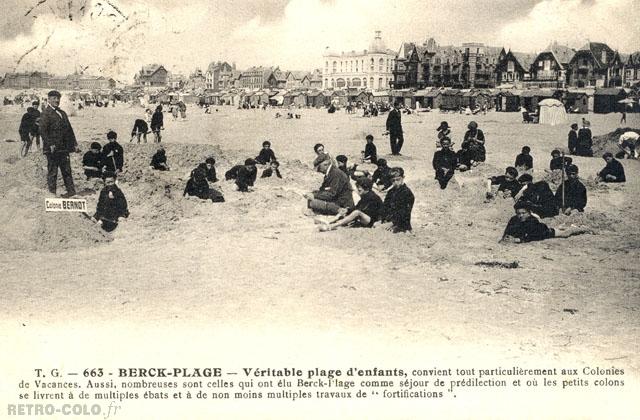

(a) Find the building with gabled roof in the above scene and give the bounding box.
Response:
[495,50,536,87]
[528,42,575,88]
[624,52,640,87]
[134,64,168,87]
[567,42,616,87]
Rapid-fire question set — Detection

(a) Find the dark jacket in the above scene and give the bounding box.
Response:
[313,165,354,209]
[40,105,77,154]
[517,181,558,218]
[550,156,573,171]
[568,129,578,153]
[386,108,403,135]
[82,151,103,179]
[19,107,40,136]
[555,178,587,211]
[514,153,533,170]
[349,190,383,227]
[185,167,225,202]
[433,148,458,172]
[372,165,393,190]
[225,165,257,191]
[364,143,377,163]
[502,216,555,242]
[490,175,522,198]
[150,110,163,131]
[255,148,276,165]
[102,141,124,172]
[461,129,486,163]
[381,183,414,232]
[598,159,626,182]
[94,185,129,222]
[576,128,593,156]
[150,151,168,170]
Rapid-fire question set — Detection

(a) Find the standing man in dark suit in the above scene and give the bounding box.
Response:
[40,90,78,197]
[385,101,404,155]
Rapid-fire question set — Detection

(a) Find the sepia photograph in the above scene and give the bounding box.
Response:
[0,0,639,418]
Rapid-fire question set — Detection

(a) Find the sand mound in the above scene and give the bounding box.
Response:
[592,127,640,156]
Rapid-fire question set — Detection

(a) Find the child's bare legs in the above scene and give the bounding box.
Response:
[320,210,371,231]
[554,226,592,238]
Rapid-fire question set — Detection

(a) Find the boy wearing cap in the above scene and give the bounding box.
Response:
[554,164,587,215]
[255,140,277,165]
[40,90,78,197]
[304,153,354,215]
[380,167,414,232]
[320,177,383,231]
[93,172,129,232]
[102,130,124,173]
[596,152,626,183]
[514,174,558,218]
[225,159,258,192]
[432,137,458,189]
[82,142,104,179]
[486,167,521,199]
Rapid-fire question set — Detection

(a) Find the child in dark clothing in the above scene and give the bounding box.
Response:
[130,119,149,143]
[320,178,383,231]
[204,157,218,182]
[184,165,225,203]
[596,152,626,183]
[82,142,103,180]
[102,130,124,173]
[555,164,587,215]
[549,149,573,171]
[514,174,558,218]
[362,134,377,164]
[261,160,282,178]
[255,140,277,164]
[150,146,170,171]
[432,137,458,189]
[92,172,129,232]
[486,167,521,199]
[380,167,414,232]
[500,201,590,243]
[372,159,393,191]
[225,158,257,192]
[335,155,361,180]
[514,146,533,171]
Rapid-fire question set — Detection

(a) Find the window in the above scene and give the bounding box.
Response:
[332,61,337,74]
[370,58,374,71]
[379,58,384,72]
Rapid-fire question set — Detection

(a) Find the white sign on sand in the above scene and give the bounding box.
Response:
[44,198,88,212]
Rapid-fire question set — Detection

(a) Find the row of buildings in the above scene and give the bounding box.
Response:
[132,63,324,92]
[1,72,117,90]
[391,38,640,90]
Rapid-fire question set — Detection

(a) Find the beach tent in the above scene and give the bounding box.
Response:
[538,98,567,126]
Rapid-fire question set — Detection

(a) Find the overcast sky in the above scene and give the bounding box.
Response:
[1,0,638,82]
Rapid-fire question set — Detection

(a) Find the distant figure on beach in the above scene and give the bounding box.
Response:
[500,202,590,244]
[379,167,414,233]
[568,123,579,154]
[93,172,129,232]
[575,120,593,157]
[596,152,625,183]
[150,146,170,171]
[18,102,41,156]
[432,137,458,190]
[385,101,404,155]
[304,153,354,215]
[151,105,164,143]
[620,109,626,124]
[130,118,149,143]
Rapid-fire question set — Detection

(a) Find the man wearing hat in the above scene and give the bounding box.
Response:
[385,101,404,155]
[40,90,78,197]
[304,153,354,215]
[575,120,593,157]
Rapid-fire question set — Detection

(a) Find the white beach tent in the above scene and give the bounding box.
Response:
[538,98,567,126]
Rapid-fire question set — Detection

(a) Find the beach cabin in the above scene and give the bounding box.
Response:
[520,89,554,112]
[440,89,462,111]
[593,88,627,113]
[371,90,392,104]
[565,91,589,114]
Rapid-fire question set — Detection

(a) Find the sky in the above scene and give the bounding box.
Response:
[0,0,638,83]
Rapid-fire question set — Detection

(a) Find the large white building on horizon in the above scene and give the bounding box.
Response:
[322,31,396,91]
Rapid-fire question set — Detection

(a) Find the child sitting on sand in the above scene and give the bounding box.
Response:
[261,160,282,178]
[255,140,277,165]
[554,164,587,215]
[514,146,533,172]
[92,172,129,232]
[150,146,170,171]
[596,152,626,183]
[372,159,393,191]
[486,167,521,199]
[82,142,103,180]
[319,178,383,231]
[362,134,377,164]
[184,165,225,203]
[225,159,258,192]
[549,149,573,171]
